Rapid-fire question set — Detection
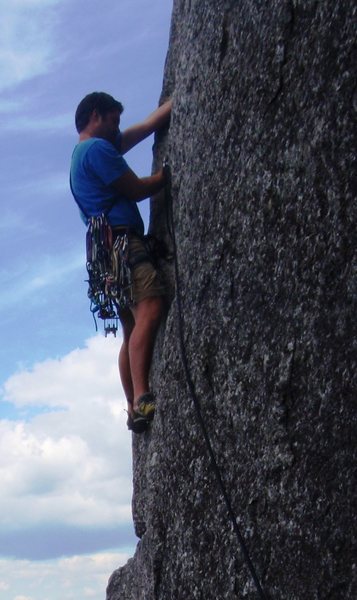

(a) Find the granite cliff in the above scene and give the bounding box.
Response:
[107,1,356,598]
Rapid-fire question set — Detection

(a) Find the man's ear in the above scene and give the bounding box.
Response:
[91,109,100,122]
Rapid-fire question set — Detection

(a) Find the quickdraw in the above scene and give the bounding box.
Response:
[86,215,132,336]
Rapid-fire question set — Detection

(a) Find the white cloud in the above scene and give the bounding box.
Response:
[0,335,133,529]
[0,247,85,310]
[0,0,62,91]
[0,98,24,113]
[0,551,130,600]
[1,113,73,133]
[0,211,37,233]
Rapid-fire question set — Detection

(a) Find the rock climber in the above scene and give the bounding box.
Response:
[70,91,171,433]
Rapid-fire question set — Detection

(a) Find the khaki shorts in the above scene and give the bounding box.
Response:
[128,234,166,304]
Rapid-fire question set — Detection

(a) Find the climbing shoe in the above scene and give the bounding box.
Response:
[136,392,155,421]
[126,413,149,434]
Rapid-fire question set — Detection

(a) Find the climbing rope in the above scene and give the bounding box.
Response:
[164,161,269,600]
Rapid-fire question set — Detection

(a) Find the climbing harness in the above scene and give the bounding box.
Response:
[165,161,269,600]
[82,217,162,335]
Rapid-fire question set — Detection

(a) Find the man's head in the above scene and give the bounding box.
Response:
[75,92,124,141]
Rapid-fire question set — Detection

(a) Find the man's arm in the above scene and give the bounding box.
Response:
[120,99,172,154]
[110,168,165,202]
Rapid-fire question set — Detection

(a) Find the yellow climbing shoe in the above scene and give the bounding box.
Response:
[136,393,155,421]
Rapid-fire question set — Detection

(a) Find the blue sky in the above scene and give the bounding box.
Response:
[0,1,172,598]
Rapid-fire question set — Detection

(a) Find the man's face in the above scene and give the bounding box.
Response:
[92,109,120,143]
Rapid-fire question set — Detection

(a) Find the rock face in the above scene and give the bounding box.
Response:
[107,1,356,599]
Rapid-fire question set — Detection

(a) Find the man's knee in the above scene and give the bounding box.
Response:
[133,296,164,325]
[146,296,164,321]
[119,308,135,341]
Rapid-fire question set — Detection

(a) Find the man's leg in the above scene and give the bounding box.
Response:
[118,308,135,417]
[129,295,164,413]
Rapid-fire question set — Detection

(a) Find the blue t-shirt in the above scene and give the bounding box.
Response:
[70,136,144,235]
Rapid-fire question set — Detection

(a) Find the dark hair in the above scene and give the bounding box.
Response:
[75,92,124,133]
